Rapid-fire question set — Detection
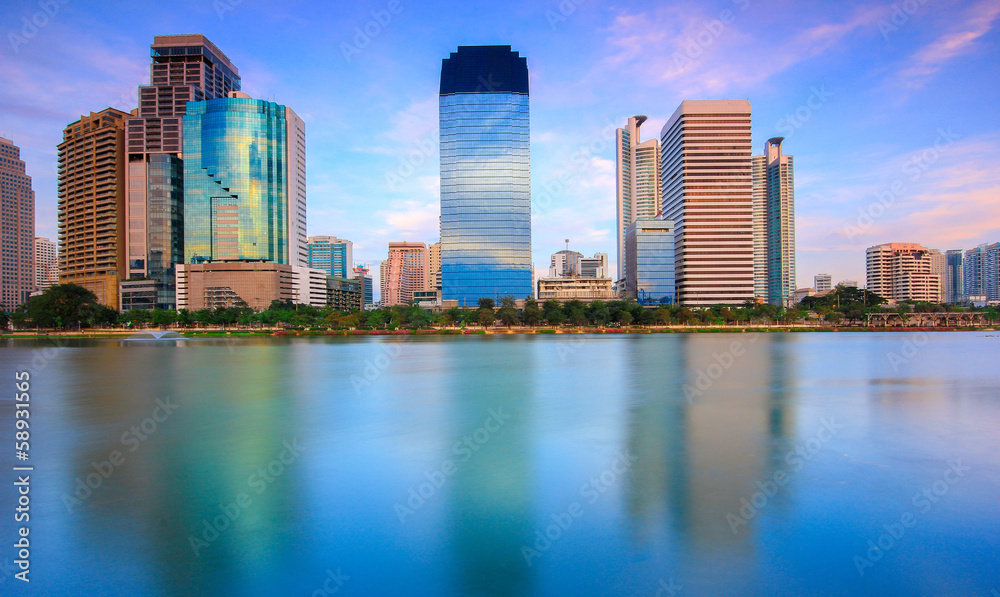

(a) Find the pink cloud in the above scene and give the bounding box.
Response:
[898,0,1000,85]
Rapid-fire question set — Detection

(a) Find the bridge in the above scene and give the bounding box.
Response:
[866,312,987,327]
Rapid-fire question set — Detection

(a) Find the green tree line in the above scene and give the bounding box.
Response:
[4,283,997,331]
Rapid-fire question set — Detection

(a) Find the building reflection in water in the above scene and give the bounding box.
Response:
[623,333,797,568]
[65,339,304,595]
[445,336,536,597]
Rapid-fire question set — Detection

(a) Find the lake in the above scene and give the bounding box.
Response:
[1,332,998,596]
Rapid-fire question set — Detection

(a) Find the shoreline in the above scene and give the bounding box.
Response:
[3,325,998,339]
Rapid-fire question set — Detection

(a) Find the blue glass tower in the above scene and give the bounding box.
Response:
[625,219,676,306]
[439,46,532,305]
[183,97,290,264]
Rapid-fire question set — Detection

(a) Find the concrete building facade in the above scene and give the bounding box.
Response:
[58,108,130,309]
[307,236,353,278]
[1,138,35,309]
[865,243,941,303]
[814,273,832,292]
[536,277,615,303]
[428,241,441,291]
[660,101,753,306]
[759,138,795,306]
[380,242,428,306]
[176,262,294,311]
[616,116,661,280]
[35,236,58,291]
[963,243,1000,302]
[327,277,363,311]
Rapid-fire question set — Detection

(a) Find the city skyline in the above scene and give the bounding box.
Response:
[2,0,999,298]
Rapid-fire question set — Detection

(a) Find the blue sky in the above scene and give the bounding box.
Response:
[2,0,999,296]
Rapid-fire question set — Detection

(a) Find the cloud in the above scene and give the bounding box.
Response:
[594,3,884,97]
[374,199,439,240]
[801,132,1000,253]
[897,0,1000,85]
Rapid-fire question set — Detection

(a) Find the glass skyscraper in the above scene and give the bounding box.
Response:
[183,95,304,265]
[439,46,532,305]
[625,219,676,305]
[307,235,353,278]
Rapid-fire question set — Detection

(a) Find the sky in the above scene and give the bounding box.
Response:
[2,0,999,298]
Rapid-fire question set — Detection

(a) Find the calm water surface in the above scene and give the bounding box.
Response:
[1,332,998,596]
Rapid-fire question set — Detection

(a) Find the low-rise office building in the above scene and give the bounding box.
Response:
[177,262,294,311]
[537,277,616,303]
[327,276,362,311]
[625,219,676,305]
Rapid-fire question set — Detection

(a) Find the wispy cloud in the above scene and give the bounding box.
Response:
[897,0,1000,85]
[595,3,883,97]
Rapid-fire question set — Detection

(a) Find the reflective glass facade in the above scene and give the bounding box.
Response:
[440,46,532,305]
[147,154,184,308]
[625,220,676,306]
[183,98,289,264]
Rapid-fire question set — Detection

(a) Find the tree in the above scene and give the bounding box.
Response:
[478,309,495,327]
[23,283,102,329]
[824,311,843,324]
[522,298,542,326]
[587,300,610,326]
[443,307,463,326]
[563,299,586,326]
[151,309,178,327]
[542,300,565,325]
[83,304,119,327]
[477,297,495,311]
[619,311,633,326]
[408,307,433,329]
[676,307,694,325]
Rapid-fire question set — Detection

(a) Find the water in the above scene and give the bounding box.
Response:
[1,332,998,596]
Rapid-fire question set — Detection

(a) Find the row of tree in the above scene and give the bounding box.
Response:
[5,284,998,331]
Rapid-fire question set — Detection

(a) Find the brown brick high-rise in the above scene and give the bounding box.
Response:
[58,108,129,309]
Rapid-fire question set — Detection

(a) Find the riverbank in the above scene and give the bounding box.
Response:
[3,325,998,339]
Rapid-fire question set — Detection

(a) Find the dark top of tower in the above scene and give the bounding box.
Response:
[440,45,529,96]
